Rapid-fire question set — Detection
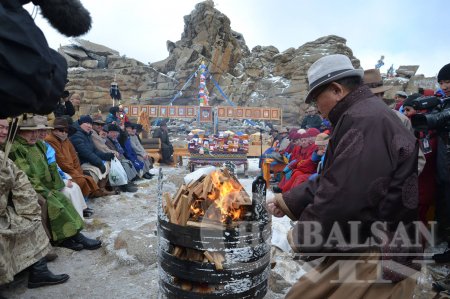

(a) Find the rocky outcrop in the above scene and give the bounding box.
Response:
[61,0,434,125]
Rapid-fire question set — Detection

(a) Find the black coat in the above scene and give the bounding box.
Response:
[70,126,113,168]
[300,115,322,129]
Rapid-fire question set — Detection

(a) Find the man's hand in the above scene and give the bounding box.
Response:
[266,194,286,217]
[114,151,120,158]
[66,179,73,188]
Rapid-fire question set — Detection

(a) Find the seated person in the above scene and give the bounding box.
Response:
[10,115,102,251]
[152,120,173,164]
[70,115,115,185]
[104,124,138,193]
[119,123,145,176]
[34,115,89,220]
[91,114,119,156]
[301,106,322,129]
[276,128,321,193]
[45,117,115,200]
[124,122,153,179]
[0,118,69,289]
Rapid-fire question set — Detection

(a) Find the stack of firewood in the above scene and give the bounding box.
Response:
[162,168,251,273]
[163,168,251,227]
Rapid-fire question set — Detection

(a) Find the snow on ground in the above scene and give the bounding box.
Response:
[1,157,441,298]
[0,158,299,299]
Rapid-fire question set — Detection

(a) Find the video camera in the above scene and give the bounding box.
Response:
[411,96,450,131]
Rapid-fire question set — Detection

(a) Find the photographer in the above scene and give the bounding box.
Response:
[435,64,450,243]
[403,94,438,224]
[409,63,450,264]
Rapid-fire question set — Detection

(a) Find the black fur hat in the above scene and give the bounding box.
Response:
[30,0,91,37]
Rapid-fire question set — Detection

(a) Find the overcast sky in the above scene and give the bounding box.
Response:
[26,0,448,77]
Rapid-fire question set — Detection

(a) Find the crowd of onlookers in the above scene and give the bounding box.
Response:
[0,97,169,290]
[263,66,450,229]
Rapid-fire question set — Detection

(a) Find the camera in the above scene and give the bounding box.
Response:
[411,96,450,131]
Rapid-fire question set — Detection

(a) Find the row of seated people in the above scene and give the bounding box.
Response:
[0,112,154,290]
[261,127,330,194]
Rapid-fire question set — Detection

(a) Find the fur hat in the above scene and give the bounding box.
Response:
[438,63,450,82]
[363,69,391,94]
[305,54,364,103]
[315,133,330,146]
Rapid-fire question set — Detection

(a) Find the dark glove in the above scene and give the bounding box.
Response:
[105,153,115,161]
[98,163,106,173]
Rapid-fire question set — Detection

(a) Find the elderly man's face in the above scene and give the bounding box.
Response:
[314,82,347,119]
[53,128,68,140]
[80,122,92,133]
[18,130,38,145]
[107,130,119,140]
[439,80,450,97]
[92,123,102,133]
[0,119,9,144]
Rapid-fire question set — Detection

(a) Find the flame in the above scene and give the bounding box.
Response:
[189,170,244,223]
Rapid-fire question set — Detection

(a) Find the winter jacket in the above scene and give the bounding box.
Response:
[275,85,420,254]
[70,126,114,168]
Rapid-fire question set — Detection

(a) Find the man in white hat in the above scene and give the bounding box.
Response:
[267,54,421,298]
[394,90,408,111]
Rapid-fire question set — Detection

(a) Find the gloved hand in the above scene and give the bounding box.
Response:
[283,166,290,173]
[98,163,106,173]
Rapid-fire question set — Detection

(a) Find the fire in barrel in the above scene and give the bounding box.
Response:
[158,168,271,298]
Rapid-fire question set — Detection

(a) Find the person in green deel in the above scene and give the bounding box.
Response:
[0,118,69,289]
[9,115,101,251]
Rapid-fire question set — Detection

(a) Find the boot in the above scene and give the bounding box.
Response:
[58,238,84,251]
[119,184,138,193]
[72,232,102,250]
[143,172,154,180]
[27,258,69,288]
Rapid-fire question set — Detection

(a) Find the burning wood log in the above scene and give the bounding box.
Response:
[163,168,253,274]
[164,168,251,227]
